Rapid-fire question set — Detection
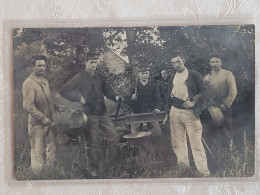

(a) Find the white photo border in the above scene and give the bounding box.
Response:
[2,18,260,194]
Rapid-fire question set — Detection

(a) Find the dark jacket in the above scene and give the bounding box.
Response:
[129,80,163,113]
[22,75,55,125]
[165,69,208,117]
[60,70,117,116]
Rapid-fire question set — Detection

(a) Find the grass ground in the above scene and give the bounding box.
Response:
[14,128,255,180]
[14,92,255,180]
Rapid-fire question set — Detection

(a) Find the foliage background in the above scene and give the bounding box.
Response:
[13,25,255,140]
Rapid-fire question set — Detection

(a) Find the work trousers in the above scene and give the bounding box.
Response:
[28,124,56,173]
[83,113,119,172]
[169,106,210,175]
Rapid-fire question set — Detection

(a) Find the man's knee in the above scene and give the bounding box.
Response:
[190,136,204,149]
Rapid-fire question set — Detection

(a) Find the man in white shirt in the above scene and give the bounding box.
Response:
[164,52,210,176]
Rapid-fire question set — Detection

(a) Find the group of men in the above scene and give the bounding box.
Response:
[22,50,237,177]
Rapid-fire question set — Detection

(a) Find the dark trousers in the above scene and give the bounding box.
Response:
[83,113,119,171]
[157,121,176,166]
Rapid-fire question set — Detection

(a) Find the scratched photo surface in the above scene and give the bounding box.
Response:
[13,25,255,180]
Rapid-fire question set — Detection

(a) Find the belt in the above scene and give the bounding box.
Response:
[171,97,187,109]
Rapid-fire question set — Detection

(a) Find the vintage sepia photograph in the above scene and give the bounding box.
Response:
[13,25,255,180]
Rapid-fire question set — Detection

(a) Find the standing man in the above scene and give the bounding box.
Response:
[128,64,163,160]
[164,51,210,176]
[22,55,57,173]
[60,51,121,177]
[204,53,237,140]
[129,64,162,135]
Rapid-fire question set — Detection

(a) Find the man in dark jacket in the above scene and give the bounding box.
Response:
[60,51,121,177]
[164,52,210,176]
[128,64,163,161]
[129,64,162,135]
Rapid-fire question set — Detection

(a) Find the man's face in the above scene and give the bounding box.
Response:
[171,56,185,73]
[161,70,169,81]
[33,60,46,76]
[209,57,222,71]
[85,59,98,72]
[138,71,149,82]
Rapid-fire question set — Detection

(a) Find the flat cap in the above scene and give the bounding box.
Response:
[85,50,100,60]
[137,63,150,72]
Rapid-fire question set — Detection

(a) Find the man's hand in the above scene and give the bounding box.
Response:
[220,103,227,111]
[182,100,195,109]
[163,114,169,125]
[116,96,123,102]
[42,117,52,126]
[131,94,138,100]
[79,95,86,105]
[153,108,161,113]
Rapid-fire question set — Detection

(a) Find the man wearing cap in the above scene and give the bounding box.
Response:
[164,51,210,176]
[60,51,121,177]
[129,64,162,134]
[128,63,162,160]
[22,55,57,173]
[204,53,237,141]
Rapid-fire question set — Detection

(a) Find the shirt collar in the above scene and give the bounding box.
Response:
[30,74,46,85]
[139,80,148,86]
[210,68,222,75]
[176,67,188,75]
[85,69,95,76]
